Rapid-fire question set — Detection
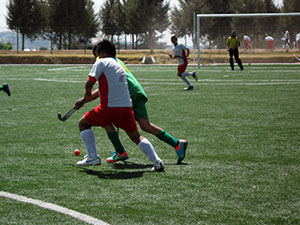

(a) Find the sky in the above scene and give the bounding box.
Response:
[0,0,284,44]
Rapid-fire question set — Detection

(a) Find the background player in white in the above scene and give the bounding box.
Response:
[243,34,251,51]
[169,36,197,91]
[283,30,290,52]
[296,32,300,52]
[75,40,164,171]
[264,35,275,51]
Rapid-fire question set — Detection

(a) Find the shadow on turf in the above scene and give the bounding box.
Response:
[78,162,153,180]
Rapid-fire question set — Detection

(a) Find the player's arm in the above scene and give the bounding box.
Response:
[186,48,190,58]
[75,79,98,109]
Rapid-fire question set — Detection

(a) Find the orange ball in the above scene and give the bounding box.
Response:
[74,149,80,156]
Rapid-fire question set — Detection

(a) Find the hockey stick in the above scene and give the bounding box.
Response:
[160,51,186,59]
[57,98,86,122]
[160,51,172,57]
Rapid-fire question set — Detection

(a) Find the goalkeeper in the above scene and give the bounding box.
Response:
[227,31,244,71]
[92,45,187,164]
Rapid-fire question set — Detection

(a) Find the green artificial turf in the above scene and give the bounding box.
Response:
[0,64,300,224]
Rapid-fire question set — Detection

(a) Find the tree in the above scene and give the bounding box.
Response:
[48,0,98,49]
[6,0,45,50]
[139,0,170,51]
[100,0,119,42]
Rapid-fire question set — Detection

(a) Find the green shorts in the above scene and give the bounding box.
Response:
[132,96,149,120]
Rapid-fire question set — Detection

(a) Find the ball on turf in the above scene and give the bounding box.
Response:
[74,149,80,156]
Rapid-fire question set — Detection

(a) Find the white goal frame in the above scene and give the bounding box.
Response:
[196,12,300,68]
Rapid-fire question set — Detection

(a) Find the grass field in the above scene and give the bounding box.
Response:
[1,64,300,224]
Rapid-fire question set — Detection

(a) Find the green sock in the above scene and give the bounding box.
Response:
[107,132,125,154]
[0,85,3,91]
[156,130,179,148]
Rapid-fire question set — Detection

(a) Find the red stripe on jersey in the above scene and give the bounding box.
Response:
[88,76,97,83]
[98,73,108,107]
[181,49,187,64]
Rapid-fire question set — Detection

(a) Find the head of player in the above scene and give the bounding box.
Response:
[94,40,116,58]
[231,31,237,38]
[171,35,178,46]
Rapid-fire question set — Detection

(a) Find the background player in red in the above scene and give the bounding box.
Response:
[169,36,197,90]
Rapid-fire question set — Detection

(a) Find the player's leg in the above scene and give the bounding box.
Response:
[229,49,234,70]
[133,98,187,163]
[234,48,243,71]
[0,83,11,96]
[77,116,101,166]
[127,131,164,172]
[116,107,164,171]
[105,125,129,163]
[178,64,193,90]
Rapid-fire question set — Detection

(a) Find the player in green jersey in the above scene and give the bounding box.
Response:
[93,45,187,164]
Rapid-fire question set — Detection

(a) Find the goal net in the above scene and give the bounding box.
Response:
[195,12,300,67]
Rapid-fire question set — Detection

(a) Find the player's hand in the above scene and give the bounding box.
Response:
[75,98,85,110]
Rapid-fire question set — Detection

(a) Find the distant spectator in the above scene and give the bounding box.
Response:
[243,34,251,51]
[283,30,290,52]
[296,32,300,52]
[264,35,275,51]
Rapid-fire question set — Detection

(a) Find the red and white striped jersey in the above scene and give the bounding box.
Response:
[88,57,132,108]
[173,44,188,65]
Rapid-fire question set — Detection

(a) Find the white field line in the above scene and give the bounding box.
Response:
[0,191,109,225]
[2,77,300,85]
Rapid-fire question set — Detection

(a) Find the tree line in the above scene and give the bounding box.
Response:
[5,0,300,50]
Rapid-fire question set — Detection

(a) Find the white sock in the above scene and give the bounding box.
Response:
[80,129,98,158]
[182,72,193,77]
[181,76,192,87]
[138,138,160,164]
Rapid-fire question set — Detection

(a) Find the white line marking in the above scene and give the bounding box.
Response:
[0,191,109,225]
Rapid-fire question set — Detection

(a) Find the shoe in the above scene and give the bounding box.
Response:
[184,86,193,91]
[152,160,164,172]
[76,156,101,166]
[106,151,128,163]
[3,83,11,96]
[192,71,198,81]
[175,140,188,164]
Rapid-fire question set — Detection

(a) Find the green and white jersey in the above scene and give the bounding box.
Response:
[116,58,148,103]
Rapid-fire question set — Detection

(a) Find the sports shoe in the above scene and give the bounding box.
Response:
[184,86,193,91]
[76,156,101,166]
[175,140,188,164]
[152,160,164,172]
[106,151,128,163]
[3,83,11,96]
[192,71,198,81]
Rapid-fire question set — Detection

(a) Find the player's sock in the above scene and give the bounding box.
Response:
[138,138,160,164]
[0,85,3,91]
[156,130,179,148]
[181,76,192,87]
[182,72,193,77]
[80,129,98,158]
[106,132,125,154]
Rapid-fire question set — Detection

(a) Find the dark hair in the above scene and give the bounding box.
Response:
[92,44,97,57]
[171,35,177,41]
[95,40,116,57]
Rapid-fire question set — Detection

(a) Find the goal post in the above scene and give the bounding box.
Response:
[196,12,300,68]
